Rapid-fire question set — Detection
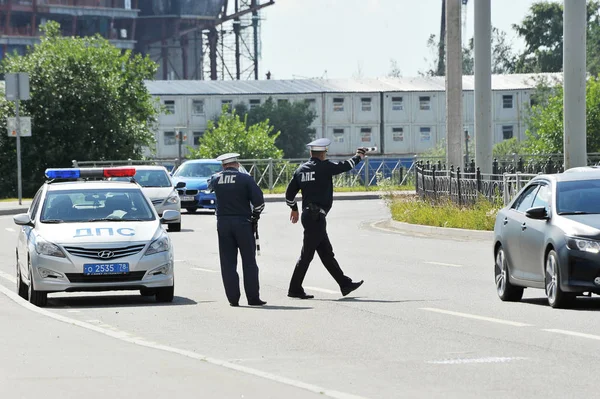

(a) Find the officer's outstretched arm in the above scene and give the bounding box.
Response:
[326,151,364,176]
[207,172,222,192]
[285,176,300,211]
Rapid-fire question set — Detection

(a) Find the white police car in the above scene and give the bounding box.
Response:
[13,167,178,307]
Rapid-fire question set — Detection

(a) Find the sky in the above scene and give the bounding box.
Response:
[258,0,552,80]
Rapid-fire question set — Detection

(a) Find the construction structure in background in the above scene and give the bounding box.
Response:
[0,0,275,81]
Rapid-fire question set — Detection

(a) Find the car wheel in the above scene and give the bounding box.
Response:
[155,285,174,303]
[545,249,575,308]
[16,255,28,300]
[28,259,47,307]
[168,222,181,232]
[186,208,197,214]
[495,246,524,302]
[140,288,156,297]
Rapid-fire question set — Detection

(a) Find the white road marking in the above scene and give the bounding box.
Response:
[427,356,528,365]
[0,284,367,399]
[305,286,339,294]
[5,227,15,232]
[543,329,600,341]
[0,270,17,284]
[425,261,462,268]
[420,308,533,327]
[191,267,218,273]
[67,310,81,313]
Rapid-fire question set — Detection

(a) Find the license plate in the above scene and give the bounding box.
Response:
[181,195,195,201]
[83,263,129,275]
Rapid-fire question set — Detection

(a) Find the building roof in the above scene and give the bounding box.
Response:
[144,73,563,96]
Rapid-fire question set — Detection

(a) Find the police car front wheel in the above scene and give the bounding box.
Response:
[168,222,181,232]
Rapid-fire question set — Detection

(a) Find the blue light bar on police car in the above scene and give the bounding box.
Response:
[45,167,136,179]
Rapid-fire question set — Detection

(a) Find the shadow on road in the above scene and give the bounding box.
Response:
[315,297,437,304]
[47,294,201,309]
[521,296,600,311]
[242,304,313,310]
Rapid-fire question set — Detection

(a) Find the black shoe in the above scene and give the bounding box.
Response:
[230,302,239,307]
[341,280,364,297]
[288,291,314,299]
[248,299,267,306]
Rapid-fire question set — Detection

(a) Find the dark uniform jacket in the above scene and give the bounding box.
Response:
[208,167,265,218]
[285,155,362,214]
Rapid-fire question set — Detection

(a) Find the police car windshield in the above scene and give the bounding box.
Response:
[174,163,222,178]
[40,189,156,223]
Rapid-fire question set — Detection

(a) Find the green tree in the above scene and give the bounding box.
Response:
[513,1,600,73]
[242,97,316,158]
[524,77,600,154]
[0,21,159,196]
[188,107,283,160]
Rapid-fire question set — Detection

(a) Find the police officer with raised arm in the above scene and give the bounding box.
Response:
[208,153,266,307]
[285,138,366,299]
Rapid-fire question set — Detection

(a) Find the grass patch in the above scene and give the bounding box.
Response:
[389,195,500,231]
[268,185,414,194]
[0,198,32,202]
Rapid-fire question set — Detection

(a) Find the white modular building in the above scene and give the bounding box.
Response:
[144,73,562,159]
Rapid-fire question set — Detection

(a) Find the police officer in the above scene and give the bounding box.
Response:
[285,138,366,299]
[208,153,266,307]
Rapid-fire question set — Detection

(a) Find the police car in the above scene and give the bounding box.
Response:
[12,167,178,307]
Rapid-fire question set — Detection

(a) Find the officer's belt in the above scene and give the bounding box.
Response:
[304,203,327,216]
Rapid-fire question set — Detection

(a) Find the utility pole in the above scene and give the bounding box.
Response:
[474,0,492,174]
[563,0,587,169]
[437,0,446,76]
[445,0,463,170]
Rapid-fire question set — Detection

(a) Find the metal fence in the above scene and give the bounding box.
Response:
[415,161,541,206]
[72,157,415,191]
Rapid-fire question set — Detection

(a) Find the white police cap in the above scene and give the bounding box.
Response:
[216,152,240,165]
[307,138,331,151]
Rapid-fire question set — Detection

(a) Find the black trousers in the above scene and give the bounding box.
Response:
[288,209,352,293]
[217,216,261,303]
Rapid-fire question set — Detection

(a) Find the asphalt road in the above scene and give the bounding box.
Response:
[2,200,600,398]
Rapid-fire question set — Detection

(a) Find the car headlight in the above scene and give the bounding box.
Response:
[567,237,600,253]
[202,189,211,194]
[166,191,180,204]
[145,233,171,256]
[35,236,66,258]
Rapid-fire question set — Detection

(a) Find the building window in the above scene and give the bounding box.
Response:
[192,100,204,115]
[392,96,403,111]
[221,99,233,110]
[164,131,176,146]
[163,100,175,114]
[419,96,431,111]
[419,127,431,142]
[333,97,344,112]
[530,97,537,107]
[249,99,261,109]
[503,95,513,109]
[392,127,404,142]
[305,98,317,113]
[193,131,204,146]
[277,99,289,105]
[333,128,345,143]
[360,127,372,142]
[361,97,372,112]
[502,125,514,140]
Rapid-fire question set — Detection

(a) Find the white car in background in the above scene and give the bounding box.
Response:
[110,165,183,232]
[13,167,179,307]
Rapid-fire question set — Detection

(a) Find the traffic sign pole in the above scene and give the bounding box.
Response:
[6,72,30,206]
[15,80,22,205]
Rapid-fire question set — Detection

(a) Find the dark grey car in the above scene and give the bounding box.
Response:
[494,171,600,308]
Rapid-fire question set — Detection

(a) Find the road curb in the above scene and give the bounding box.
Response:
[388,220,494,240]
[0,208,27,216]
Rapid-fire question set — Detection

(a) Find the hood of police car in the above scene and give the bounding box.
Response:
[36,221,161,245]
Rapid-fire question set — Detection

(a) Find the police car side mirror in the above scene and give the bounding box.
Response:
[161,210,180,223]
[175,181,186,189]
[13,213,34,227]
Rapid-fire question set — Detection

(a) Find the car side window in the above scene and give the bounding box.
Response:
[531,184,551,209]
[513,185,540,213]
[29,188,43,219]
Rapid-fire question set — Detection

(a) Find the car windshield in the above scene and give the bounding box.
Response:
[557,179,600,214]
[40,189,156,223]
[173,162,222,178]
